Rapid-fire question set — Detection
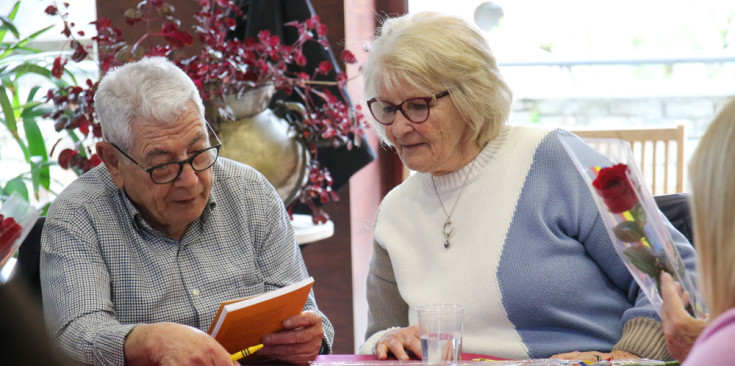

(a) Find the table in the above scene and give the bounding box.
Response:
[292,214,334,245]
[248,354,506,365]
[309,353,506,364]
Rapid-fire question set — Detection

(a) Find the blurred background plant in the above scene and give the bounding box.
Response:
[0,0,368,223]
[42,0,366,223]
[0,0,79,214]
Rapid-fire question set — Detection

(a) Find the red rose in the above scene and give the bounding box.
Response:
[592,163,638,213]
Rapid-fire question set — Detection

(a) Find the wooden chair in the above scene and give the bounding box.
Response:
[571,124,685,195]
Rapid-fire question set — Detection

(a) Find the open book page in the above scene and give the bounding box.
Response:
[208,276,315,355]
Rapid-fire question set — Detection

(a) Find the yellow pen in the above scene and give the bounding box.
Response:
[229,344,264,361]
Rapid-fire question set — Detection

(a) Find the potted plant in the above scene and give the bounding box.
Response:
[0,0,70,212]
[43,0,367,223]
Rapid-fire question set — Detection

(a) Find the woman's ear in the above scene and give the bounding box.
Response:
[96,141,125,188]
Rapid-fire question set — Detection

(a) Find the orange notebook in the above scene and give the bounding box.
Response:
[207,276,314,356]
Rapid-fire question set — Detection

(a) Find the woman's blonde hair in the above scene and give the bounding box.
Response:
[689,98,735,319]
[361,12,513,147]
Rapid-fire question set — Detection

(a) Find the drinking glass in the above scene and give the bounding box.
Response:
[416,304,465,364]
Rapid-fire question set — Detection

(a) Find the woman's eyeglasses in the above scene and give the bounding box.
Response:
[367,91,449,125]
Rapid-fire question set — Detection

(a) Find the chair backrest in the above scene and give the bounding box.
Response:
[654,193,694,246]
[571,124,685,195]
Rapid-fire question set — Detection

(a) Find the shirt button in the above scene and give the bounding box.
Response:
[191,289,200,297]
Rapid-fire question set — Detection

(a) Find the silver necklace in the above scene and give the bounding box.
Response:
[430,159,476,249]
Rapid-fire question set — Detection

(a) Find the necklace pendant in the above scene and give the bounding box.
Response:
[442,219,453,249]
[443,220,453,237]
[431,161,476,251]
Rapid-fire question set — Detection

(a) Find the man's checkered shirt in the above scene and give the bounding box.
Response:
[40,157,334,365]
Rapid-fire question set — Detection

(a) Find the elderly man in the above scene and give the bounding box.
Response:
[40,57,333,366]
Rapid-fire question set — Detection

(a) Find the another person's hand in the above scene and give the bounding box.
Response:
[374,326,421,361]
[551,350,638,362]
[259,310,325,364]
[660,272,707,361]
[124,322,236,366]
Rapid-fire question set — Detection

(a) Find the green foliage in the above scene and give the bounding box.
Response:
[0,1,59,204]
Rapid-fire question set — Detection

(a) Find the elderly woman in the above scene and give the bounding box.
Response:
[659,99,735,365]
[358,12,698,362]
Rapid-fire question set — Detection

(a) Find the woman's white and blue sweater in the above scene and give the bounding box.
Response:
[360,126,697,360]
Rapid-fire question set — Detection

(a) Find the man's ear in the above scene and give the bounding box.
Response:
[96,141,125,188]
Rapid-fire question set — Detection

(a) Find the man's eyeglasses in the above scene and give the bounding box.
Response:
[366,91,449,125]
[111,125,222,184]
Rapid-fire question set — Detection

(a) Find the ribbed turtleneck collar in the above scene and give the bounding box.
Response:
[417,125,511,192]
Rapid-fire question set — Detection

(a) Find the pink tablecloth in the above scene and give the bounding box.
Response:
[313,353,506,362]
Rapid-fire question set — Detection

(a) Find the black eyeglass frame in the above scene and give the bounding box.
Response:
[110,124,222,184]
[366,90,450,125]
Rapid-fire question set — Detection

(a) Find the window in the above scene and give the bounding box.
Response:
[1,0,98,207]
[408,0,735,99]
[407,1,735,191]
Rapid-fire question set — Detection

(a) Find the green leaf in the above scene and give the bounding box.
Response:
[0,15,20,41]
[24,115,50,194]
[39,202,51,216]
[0,74,12,89]
[2,176,29,202]
[20,96,53,119]
[0,25,54,59]
[67,129,80,143]
[9,45,43,53]
[623,245,659,278]
[630,203,647,227]
[21,105,52,119]
[0,84,16,131]
[19,85,47,120]
[0,2,21,42]
[63,67,78,86]
[11,63,53,80]
[613,221,646,242]
[0,84,29,159]
[21,25,54,42]
[23,116,46,157]
[6,1,19,21]
[26,85,41,101]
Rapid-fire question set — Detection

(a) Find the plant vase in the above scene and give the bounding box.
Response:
[214,84,309,205]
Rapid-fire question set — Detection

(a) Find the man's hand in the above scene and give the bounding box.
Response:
[124,322,236,366]
[660,272,707,361]
[551,350,638,362]
[259,311,325,364]
[374,326,421,361]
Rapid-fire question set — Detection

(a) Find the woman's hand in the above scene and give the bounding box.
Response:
[660,272,707,361]
[374,326,422,360]
[551,350,638,362]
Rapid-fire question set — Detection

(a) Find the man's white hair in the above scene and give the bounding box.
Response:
[94,57,205,150]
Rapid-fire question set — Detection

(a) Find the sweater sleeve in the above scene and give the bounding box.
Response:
[361,239,409,353]
[613,317,670,360]
[611,214,696,361]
